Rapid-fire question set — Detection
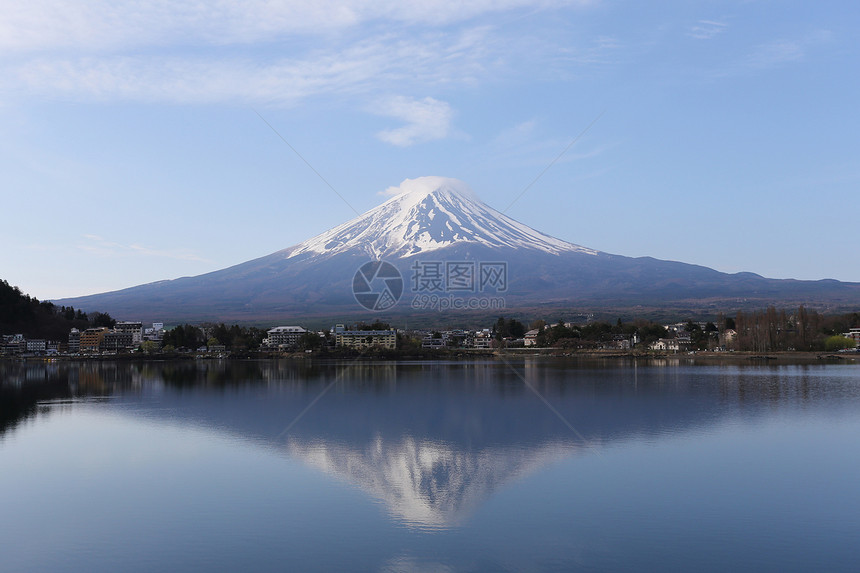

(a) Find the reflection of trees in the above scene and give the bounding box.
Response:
[0,361,142,435]
[0,379,71,435]
[0,363,73,435]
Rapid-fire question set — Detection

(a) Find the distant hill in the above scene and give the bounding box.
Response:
[55,177,860,325]
[0,280,114,340]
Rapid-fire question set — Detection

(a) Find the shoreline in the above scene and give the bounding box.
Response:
[3,349,857,364]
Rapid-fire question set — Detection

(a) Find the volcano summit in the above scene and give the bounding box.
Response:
[57,176,860,323]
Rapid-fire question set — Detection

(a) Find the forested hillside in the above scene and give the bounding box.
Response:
[0,280,114,341]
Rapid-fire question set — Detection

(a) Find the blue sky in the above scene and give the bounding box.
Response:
[1,0,858,300]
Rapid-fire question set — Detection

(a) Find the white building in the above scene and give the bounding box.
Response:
[266,326,308,349]
[473,331,493,349]
[143,323,165,342]
[649,338,691,352]
[26,339,47,353]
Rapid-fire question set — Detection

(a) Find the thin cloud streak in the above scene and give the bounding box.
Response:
[75,235,210,263]
[375,96,454,146]
[688,20,727,40]
[8,28,494,105]
[0,0,597,52]
[701,29,834,79]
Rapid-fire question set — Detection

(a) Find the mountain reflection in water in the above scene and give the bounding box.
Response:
[2,358,857,531]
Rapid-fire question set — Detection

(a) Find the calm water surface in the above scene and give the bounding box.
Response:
[1,359,859,572]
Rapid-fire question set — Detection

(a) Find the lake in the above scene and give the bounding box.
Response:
[1,358,859,572]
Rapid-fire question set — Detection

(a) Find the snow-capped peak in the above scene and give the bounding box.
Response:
[282,176,598,260]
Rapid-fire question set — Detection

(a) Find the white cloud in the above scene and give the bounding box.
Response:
[741,30,833,70]
[485,117,610,167]
[0,1,606,109]
[374,96,454,146]
[75,235,210,262]
[744,39,806,68]
[703,29,834,79]
[8,27,494,105]
[688,20,727,40]
[0,0,597,52]
[491,119,539,147]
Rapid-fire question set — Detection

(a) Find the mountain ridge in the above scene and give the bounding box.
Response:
[55,176,860,324]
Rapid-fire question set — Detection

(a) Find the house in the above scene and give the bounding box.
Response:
[844,328,860,348]
[524,329,540,347]
[609,335,630,350]
[422,336,445,349]
[2,334,26,356]
[473,330,493,349]
[719,329,737,348]
[143,323,165,343]
[649,337,692,353]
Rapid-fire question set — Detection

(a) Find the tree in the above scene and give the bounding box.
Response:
[162,324,204,350]
[493,317,526,339]
[824,335,856,351]
[636,323,667,346]
[0,279,93,340]
[354,320,391,331]
[89,312,116,328]
[141,340,159,354]
[297,331,323,350]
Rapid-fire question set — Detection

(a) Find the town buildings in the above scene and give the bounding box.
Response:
[845,328,860,347]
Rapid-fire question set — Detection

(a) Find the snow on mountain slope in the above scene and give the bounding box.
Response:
[281,176,598,260]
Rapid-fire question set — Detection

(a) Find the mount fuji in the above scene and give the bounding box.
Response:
[57,176,860,324]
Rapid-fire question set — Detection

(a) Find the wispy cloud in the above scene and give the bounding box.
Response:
[374,96,454,146]
[705,29,834,78]
[11,29,491,105]
[485,118,612,168]
[688,20,727,40]
[0,1,597,52]
[76,235,210,262]
[744,39,806,68]
[745,30,833,69]
[0,2,602,107]
[491,119,539,148]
